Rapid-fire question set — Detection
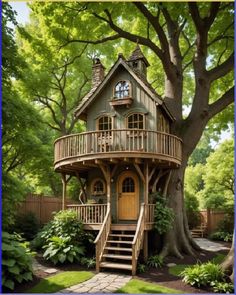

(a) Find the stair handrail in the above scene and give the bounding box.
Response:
[132,203,145,275]
[94,203,111,272]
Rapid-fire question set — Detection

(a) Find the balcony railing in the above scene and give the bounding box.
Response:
[54,129,182,165]
[67,204,107,224]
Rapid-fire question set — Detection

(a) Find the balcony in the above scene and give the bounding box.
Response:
[54,129,182,172]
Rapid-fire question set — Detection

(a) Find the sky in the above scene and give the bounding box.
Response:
[8,1,233,146]
[10,1,30,25]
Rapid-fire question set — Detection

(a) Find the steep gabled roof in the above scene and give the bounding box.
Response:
[74,55,174,121]
[128,44,150,67]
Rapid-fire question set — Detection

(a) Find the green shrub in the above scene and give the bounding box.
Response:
[211,281,234,293]
[181,262,225,288]
[13,212,40,241]
[152,193,174,234]
[137,263,147,273]
[210,231,233,242]
[43,236,84,265]
[147,255,164,268]
[80,257,96,269]
[32,210,84,250]
[2,232,33,290]
[185,192,201,229]
[217,213,234,234]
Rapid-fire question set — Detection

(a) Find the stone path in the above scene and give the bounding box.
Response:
[58,272,131,294]
[194,238,230,252]
[32,258,58,274]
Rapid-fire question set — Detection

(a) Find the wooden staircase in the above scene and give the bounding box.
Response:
[100,226,135,272]
[94,203,145,276]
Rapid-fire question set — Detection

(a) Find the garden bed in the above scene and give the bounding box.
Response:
[137,249,229,294]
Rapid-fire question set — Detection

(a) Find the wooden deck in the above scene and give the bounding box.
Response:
[54,129,182,172]
[67,203,155,231]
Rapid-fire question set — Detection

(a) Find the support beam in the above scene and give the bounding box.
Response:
[163,170,172,197]
[148,167,156,183]
[144,163,149,204]
[111,164,119,178]
[61,173,67,210]
[76,172,87,203]
[61,174,73,210]
[134,163,145,183]
[99,164,111,203]
[143,231,148,262]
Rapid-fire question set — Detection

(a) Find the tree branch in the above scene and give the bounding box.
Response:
[208,53,234,82]
[60,34,120,49]
[208,86,234,119]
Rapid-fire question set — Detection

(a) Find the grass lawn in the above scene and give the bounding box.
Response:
[115,279,183,294]
[168,253,226,277]
[26,271,94,293]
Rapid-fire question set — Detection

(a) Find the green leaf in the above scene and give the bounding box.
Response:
[4,279,14,290]
[2,258,16,267]
[22,271,33,281]
[58,253,66,263]
[63,246,71,253]
[8,265,20,275]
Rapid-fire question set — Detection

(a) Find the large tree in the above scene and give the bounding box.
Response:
[24,1,234,258]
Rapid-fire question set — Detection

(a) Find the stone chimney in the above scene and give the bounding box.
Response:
[92,58,105,87]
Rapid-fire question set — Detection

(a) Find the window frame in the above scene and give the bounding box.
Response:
[126,113,145,130]
[96,115,113,131]
[113,80,132,99]
[91,178,106,196]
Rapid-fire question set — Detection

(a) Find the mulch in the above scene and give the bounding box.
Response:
[7,245,230,294]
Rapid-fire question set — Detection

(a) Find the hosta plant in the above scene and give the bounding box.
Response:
[181,262,225,288]
[211,281,234,293]
[147,255,164,268]
[2,232,33,290]
[43,236,84,265]
[80,257,96,269]
[32,210,84,250]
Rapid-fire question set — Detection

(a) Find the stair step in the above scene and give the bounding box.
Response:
[111,224,136,231]
[109,234,134,238]
[107,240,132,244]
[104,246,132,252]
[100,262,132,270]
[103,254,132,260]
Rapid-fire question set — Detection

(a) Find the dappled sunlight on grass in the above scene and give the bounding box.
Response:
[26,271,94,293]
[115,279,183,294]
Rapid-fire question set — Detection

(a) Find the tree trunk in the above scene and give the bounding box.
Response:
[159,164,202,258]
[221,234,234,282]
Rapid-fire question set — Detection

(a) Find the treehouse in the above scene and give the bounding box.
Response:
[54,45,182,275]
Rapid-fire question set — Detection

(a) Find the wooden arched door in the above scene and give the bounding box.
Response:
[117,171,139,220]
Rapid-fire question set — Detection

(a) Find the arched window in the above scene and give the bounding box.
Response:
[91,178,105,195]
[122,177,135,192]
[114,81,130,98]
[97,116,112,131]
[127,113,144,129]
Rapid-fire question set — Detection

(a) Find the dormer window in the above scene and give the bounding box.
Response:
[110,81,133,107]
[114,81,130,98]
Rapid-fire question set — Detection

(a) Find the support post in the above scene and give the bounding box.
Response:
[143,231,148,262]
[144,163,149,204]
[61,173,67,210]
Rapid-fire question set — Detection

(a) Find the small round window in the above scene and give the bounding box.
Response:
[91,179,105,195]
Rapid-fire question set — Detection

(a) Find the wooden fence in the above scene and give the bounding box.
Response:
[200,209,227,234]
[17,194,78,224]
